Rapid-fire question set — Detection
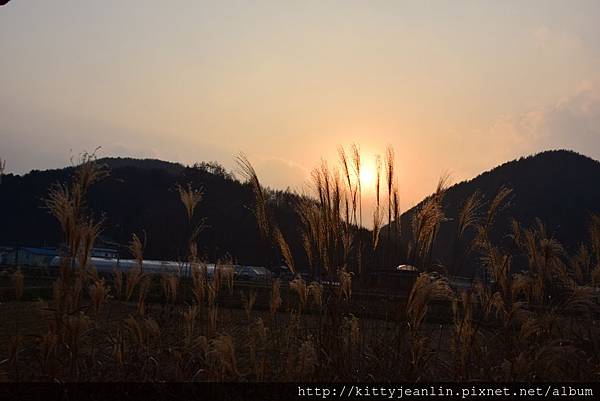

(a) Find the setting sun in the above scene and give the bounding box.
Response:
[359,164,377,189]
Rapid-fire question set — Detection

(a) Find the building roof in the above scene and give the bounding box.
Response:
[92,247,118,253]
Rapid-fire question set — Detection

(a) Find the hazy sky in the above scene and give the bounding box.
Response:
[2,1,600,211]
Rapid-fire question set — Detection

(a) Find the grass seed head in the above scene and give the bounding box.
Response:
[177,182,203,221]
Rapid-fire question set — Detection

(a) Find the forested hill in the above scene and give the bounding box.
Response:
[399,150,600,276]
[4,150,600,276]
[0,158,305,266]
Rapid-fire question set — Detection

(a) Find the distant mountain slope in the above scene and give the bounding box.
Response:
[3,151,600,276]
[0,158,305,266]
[97,157,185,175]
[400,150,600,276]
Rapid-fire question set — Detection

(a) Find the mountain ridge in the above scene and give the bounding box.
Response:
[2,149,600,276]
[399,149,600,276]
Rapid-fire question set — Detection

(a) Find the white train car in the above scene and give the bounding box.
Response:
[47,257,224,279]
[45,258,274,283]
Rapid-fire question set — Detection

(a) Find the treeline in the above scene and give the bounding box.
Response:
[0,158,308,267]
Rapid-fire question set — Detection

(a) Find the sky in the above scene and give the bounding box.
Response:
[2,0,600,214]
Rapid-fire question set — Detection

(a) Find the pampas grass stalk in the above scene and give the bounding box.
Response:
[191,263,207,305]
[89,278,108,317]
[351,143,362,228]
[269,279,282,320]
[410,175,449,269]
[177,183,203,222]
[385,146,395,242]
[338,146,357,225]
[274,227,296,274]
[112,267,123,301]
[183,305,200,347]
[128,233,144,272]
[242,289,257,320]
[372,154,383,250]
[160,272,179,304]
[451,190,482,276]
[12,268,24,301]
[236,154,271,240]
[308,281,323,309]
[338,269,352,301]
[0,157,5,184]
[290,276,308,313]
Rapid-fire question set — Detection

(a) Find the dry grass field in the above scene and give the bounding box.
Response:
[2,150,600,383]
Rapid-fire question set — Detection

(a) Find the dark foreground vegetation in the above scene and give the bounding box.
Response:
[1,148,600,382]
